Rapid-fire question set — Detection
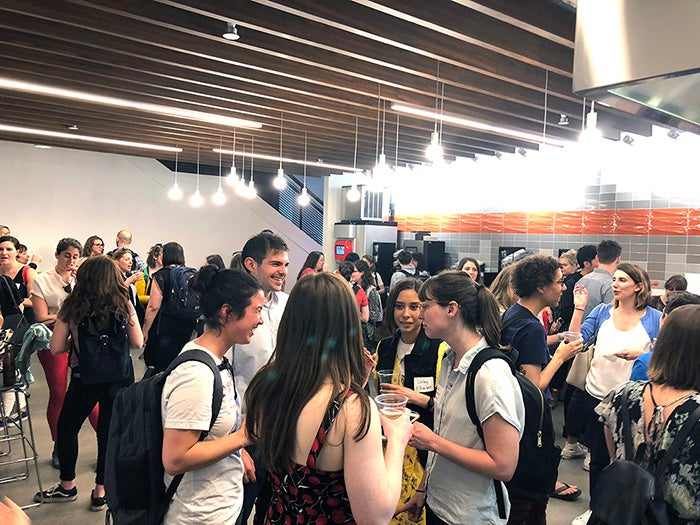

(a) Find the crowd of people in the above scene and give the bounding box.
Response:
[0,223,698,525]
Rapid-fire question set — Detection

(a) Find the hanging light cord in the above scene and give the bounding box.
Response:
[375,84,381,162]
[174,147,179,184]
[196,143,200,191]
[251,136,254,182]
[218,136,222,184]
[542,69,549,145]
[279,113,284,169]
[303,132,308,182]
[434,61,440,134]
[581,97,587,132]
[395,114,399,165]
[353,117,358,171]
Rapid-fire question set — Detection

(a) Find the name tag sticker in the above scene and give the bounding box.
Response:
[414,376,434,393]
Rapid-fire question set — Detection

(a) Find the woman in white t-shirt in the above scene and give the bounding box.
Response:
[399,271,525,525]
[568,263,662,524]
[161,266,264,525]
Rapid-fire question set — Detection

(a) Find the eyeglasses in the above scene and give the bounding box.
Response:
[63,283,72,293]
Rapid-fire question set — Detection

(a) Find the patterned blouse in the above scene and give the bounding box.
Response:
[595,381,700,523]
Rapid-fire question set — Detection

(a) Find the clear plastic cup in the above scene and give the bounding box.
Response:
[377,369,396,392]
[562,331,582,343]
[375,393,408,420]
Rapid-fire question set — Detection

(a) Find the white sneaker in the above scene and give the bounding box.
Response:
[582,451,591,471]
[571,509,592,525]
[561,442,587,459]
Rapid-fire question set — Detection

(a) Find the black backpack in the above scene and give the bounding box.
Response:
[76,314,132,386]
[104,349,226,525]
[161,266,201,320]
[465,346,561,518]
[588,384,700,525]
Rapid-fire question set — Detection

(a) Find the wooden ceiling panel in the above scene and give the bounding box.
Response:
[0,0,656,177]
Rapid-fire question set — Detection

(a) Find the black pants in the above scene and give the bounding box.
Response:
[581,390,609,495]
[56,372,129,484]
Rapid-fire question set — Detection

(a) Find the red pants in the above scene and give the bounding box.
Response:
[37,349,98,442]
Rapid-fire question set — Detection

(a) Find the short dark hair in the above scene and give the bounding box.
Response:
[161,241,185,266]
[412,252,428,273]
[511,254,560,298]
[0,236,20,249]
[576,244,597,267]
[344,252,360,263]
[206,254,226,271]
[664,274,687,292]
[337,260,354,282]
[190,266,263,333]
[56,237,82,254]
[397,250,413,265]
[663,291,700,316]
[241,232,288,267]
[596,240,622,264]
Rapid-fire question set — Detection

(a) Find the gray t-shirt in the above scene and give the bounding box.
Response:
[577,268,613,318]
[425,339,525,524]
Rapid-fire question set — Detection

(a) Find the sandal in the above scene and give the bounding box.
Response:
[550,481,581,501]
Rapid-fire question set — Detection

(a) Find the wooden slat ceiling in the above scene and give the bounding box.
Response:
[0,0,653,178]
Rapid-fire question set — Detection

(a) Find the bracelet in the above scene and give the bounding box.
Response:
[575,308,584,312]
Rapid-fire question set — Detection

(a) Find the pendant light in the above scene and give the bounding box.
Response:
[245,136,257,199]
[225,130,240,188]
[167,147,183,200]
[347,117,361,202]
[189,143,204,208]
[373,99,390,180]
[297,132,310,206]
[426,62,444,163]
[235,145,247,197]
[273,112,288,190]
[212,136,227,205]
[580,97,601,142]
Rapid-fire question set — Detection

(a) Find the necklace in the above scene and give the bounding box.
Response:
[646,383,695,442]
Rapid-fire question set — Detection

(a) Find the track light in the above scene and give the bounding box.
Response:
[622,134,634,146]
[558,114,569,126]
[668,129,680,140]
[494,151,503,160]
[222,23,240,41]
[518,148,527,157]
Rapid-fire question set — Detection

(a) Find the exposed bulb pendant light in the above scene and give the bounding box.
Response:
[347,117,361,203]
[189,143,204,208]
[212,136,227,205]
[426,63,444,163]
[168,147,183,200]
[580,98,601,142]
[273,112,287,190]
[298,132,310,206]
[373,99,390,180]
[225,130,239,188]
[235,145,247,197]
[245,137,257,199]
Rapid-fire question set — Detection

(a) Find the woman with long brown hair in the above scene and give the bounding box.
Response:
[245,272,412,524]
[35,256,142,510]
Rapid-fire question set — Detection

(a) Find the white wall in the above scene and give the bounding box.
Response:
[0,140,320,284]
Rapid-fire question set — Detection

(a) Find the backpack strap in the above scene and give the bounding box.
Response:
[464,347,515,520]
[161,349,227,505]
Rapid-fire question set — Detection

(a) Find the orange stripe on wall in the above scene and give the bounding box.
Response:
[395,208,698,236]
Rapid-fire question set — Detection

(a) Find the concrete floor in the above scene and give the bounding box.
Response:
[2,354,590,525]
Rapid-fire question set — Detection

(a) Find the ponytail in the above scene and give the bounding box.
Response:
[475,283,503,348]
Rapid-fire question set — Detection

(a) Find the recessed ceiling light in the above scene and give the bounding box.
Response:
[222,22,240,41]
[34,144,51,149]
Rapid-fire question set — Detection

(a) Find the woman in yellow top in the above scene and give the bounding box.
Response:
[375,278,446,524]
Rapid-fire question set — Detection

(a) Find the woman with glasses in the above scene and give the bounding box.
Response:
[398,271,525,524]
[31,238,99,468]
[81,236,104,258]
